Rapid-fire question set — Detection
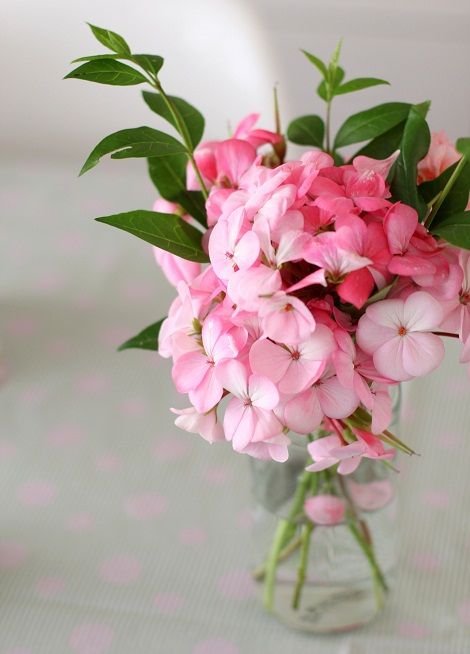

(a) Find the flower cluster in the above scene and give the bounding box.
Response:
[156,117,468,469]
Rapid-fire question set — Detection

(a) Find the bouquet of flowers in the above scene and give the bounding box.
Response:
[67,25,470,631]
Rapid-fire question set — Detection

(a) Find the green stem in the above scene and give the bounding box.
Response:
[252,534,302,582]
[325,99,332,154]
[263,469,311,611]
[291,522,314,609]
[338,476,388,609]
[424,154,467,228]
[152,80,209,200]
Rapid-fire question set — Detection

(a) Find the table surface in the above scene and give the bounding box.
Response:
[1,159,470,654]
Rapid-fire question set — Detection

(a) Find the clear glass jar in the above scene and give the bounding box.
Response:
[250,386,401,634]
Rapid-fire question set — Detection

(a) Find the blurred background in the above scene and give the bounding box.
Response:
[1,1,470,653]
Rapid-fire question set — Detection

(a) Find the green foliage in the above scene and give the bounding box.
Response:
[142,91,204,148]
[95,210,209,262]
[147,156,207,227]
[286,115,324,148]
[64,59,147,86]
[432,212,470,249]
[80,127,187,175]
[334,102,411,149]
[334,77,389,95]
[118,319,165,351]
[390,105,431,220]
[87,23,131,55]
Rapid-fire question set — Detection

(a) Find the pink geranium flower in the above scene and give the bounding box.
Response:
[172,315,247,413]
[304,495,346,525]
[259,292,317,344]
[208,207,260,280]
[417,130,461,184]
[216,360,282,453]
[249,324,336,394]
[283,368,359,434]
[356,291,445,381]
[171,406,224,444]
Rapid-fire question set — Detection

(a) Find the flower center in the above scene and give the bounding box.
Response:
[283,303,294,312]
[460,291,470,305]
[398,326,407,336]
[291,350,301,361]
[225,251,234,260]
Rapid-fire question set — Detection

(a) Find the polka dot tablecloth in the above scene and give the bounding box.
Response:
[1,159,470,653]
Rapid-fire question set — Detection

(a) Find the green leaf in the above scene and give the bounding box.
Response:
[80,127,187,175]
[96,210,209,262]
[131,54,164,78]
[419,161,458,203]
[390,105,431,220]
[118,319,165,352]
[334,102,411,149]
[65,59,146,86]
[457,137,470,159]
[147,156,207,227]
[72,54,122,63]
[432,211,470,249]
[335,77,390,95]
[287,115,324,148]
[317,67,344,101]
[353,121,406,160]
[431,159,470,224]
[301,49,328,78]
[142,91,204,148]
[87,23,131,55]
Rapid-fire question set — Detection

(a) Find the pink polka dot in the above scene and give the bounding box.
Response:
[192,639,239,654]
[121,397,147,417]
[35,272,62,294]
[153,438,189,461]
[423,489,450,508]
[47,339,72,356]
[217,570,255,600]
[101,327,131,348]
[398,620,430,639]
[48,425,85,447]
[179,527,206,546]
[0,440,16,461]
[203,465,232,485]
[120,281,154,301]
[99,555,142,585]
[70,623,114,654]
[20,387,47,406]
[36,576,67,598]
[0,541,28,570]
[410,552,441,572]
[237,508,254,530]
[6,318,38,336]
[458,600,470,624]
[125,493,166,520]
[18,480,57,507]
[57,231,86,253]
[348,479,394,511]
[154,592,185,613]
[65,513,94,532]
[75,373,110,395]
[94,453,121,472]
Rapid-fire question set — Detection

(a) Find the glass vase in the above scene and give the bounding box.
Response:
[250,387,401,634]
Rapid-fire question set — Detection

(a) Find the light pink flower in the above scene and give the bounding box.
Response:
[187,139,257,191]
[171,406,224,444]
[383,203,436,277]
[232,113,282,149]
[283,369,359,434]
[304,494,346,525]
[304,229,372,282]
[417,130,461,184]
[356,291,445,381]
[227,265,282,312]
[209,208,259,280]
[352,150,400,179]
[249,324,336,394]
[172,315,247,413]
[259,292,317,344]
[216,360,282,452]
